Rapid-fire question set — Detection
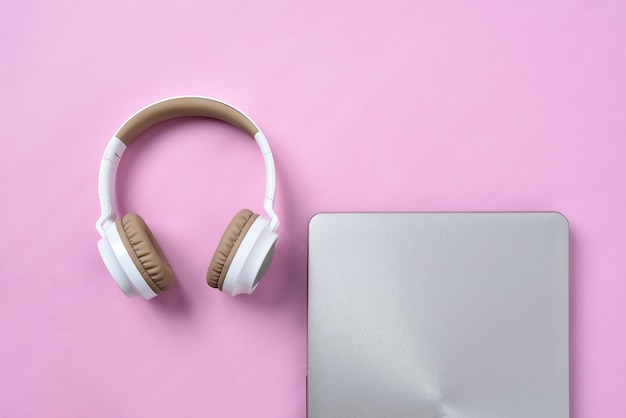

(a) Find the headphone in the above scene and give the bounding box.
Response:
[95,96,279,299]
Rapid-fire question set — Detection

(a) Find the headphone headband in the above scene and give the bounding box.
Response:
[96,96,278,236]
[116,97,260,145]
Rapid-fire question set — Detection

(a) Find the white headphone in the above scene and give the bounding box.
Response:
[96,96,279,299]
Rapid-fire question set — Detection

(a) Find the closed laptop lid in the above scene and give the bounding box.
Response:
[307,212,569,418]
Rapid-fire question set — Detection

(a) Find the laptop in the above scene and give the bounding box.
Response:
[307,212,569,417]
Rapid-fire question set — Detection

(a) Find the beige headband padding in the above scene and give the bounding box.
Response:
[116,97,259,145]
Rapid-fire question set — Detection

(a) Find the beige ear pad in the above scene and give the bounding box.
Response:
[116,213,176,294]
[207,209,259,290]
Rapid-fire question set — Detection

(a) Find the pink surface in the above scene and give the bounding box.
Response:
[1,1,625,416]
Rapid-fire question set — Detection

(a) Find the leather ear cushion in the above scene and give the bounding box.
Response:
[116,213,175,294]
[207,209,259,290]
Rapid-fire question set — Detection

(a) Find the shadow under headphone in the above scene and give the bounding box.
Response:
[96,96,279,299]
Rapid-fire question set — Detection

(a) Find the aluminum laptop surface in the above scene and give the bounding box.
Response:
[307,212,569,418]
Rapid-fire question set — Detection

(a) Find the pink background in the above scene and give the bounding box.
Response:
[1,0,625,417]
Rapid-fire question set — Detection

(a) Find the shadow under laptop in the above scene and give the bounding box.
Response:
[568,226,581,418]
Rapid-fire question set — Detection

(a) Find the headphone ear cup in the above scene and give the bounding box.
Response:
[207,209,258,290]
[117,213,176,294]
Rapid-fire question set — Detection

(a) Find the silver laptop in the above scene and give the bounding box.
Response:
[308,212,569,418]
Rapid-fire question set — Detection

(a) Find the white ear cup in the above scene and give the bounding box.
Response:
[97,224,158,300]
[221,216,279,296]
